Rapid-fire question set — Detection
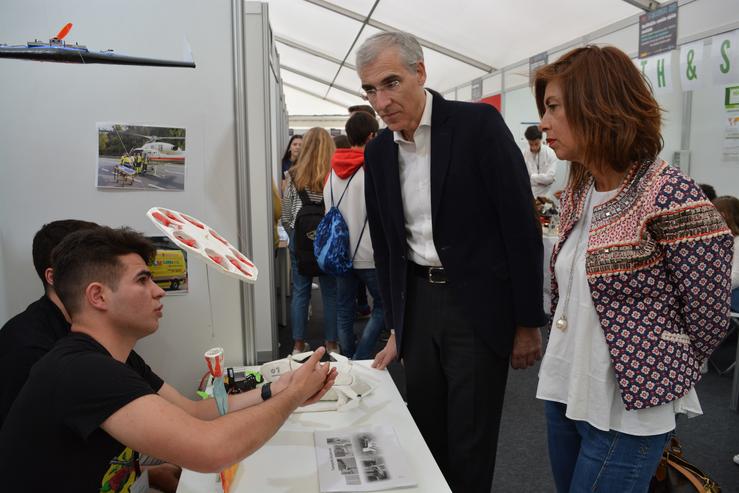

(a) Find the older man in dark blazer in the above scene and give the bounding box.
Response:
[356,32,547,492]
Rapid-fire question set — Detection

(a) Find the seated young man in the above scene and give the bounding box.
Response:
[0,219,99,426]
[0,219,182,491]
[0,226,336,492]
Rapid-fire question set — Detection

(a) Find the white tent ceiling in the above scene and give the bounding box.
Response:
[265,0,647,116]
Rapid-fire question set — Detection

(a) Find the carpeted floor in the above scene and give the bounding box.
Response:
[278,286,739,492]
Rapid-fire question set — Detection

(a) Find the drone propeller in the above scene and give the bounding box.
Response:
[55,23,73,40]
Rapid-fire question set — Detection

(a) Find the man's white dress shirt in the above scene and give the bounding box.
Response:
[394,90,441,267]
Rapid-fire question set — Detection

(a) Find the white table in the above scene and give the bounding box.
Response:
[176,361,451,493]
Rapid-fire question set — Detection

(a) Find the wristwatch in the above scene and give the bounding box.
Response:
[261,382,272,401]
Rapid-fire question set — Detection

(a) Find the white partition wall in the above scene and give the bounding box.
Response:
[0,0,290,392]
[0,0,243,394]
[234,1,288,363]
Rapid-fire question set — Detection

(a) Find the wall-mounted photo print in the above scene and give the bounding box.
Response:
[147,236,189,294]
[97,123,186,190]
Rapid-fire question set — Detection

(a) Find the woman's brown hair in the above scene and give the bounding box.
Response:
[533,45,663,190]
[713,195,739,236]
[290,127,335,192]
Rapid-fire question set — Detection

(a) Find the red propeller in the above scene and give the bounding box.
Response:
[55,23,73,40]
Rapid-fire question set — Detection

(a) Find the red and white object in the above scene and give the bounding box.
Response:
[147,207,258,283]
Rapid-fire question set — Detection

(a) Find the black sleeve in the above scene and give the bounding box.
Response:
[363,141,394,333]
[55,353,159,439]
[128,350,164,392]
[0,347,48,425]
[477,105,547,328]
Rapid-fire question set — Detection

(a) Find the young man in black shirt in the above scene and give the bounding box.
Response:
[0,227,336,492]
[0,219,99,426]
[0,220,183,491]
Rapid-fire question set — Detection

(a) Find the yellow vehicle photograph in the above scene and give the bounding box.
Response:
[147,236,189,293]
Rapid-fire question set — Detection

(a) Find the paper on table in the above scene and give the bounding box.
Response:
[314,425,416,492]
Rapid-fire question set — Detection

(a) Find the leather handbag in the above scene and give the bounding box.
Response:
[649,436,721,493]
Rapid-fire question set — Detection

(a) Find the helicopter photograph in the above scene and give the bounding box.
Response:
[96,122,186,190]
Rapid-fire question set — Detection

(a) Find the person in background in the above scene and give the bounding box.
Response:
[348,104,377,117]
[523,124,558,198]
[281,134,303,177]
[346,106,378,320]
[272,180,282,251]
[280,134,303,193]
[534,45,733,492]
[357,31,545,492]
[281,127,339,355]
[713,196,739,312]
[325,111,383,359]
[347,105,378,320]
[333,134,350,149]
[0,227,336,492]
[699,183,717,201]
[0,219,99,427]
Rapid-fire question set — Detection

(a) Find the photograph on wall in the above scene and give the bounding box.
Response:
[147,236,189,294]
[97,123,186,190]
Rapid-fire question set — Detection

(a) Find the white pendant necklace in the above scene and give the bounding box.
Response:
[556,185,594,331]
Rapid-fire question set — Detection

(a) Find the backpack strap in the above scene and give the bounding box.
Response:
[330,172,335,206]
[351,215,369,262]
[335,168,360,208]
[297,188,310,206]
[297,188,322,206]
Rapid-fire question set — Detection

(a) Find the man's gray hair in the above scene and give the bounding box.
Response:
[356,31,424,72]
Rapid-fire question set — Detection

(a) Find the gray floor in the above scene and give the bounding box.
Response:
[278,287,739,492]
[493,358,739,492]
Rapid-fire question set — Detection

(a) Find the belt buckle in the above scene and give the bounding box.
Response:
[428,267,446,284]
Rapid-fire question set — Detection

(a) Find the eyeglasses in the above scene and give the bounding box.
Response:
[360,79,401,101]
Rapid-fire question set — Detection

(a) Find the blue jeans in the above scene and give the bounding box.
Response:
[544,401,670,493]
[731,287,739,313]
[288,231,337,343]
[336,269,384,359]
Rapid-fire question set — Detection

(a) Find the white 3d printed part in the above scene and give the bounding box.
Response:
[260,352,375,412]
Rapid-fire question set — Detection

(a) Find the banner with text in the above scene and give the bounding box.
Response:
[637,52,674,95]
[636,30,738,94]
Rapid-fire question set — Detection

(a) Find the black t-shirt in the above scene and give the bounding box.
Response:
[0,295,70,426]
[0,332,164,492]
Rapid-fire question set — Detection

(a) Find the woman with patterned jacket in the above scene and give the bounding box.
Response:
[532,45,734,493]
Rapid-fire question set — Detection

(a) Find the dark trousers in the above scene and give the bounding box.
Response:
[403,270,509,493]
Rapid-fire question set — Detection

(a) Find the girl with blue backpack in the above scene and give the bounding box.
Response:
[321,112,384,359]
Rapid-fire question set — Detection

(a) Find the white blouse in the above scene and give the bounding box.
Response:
[536,186,702,436]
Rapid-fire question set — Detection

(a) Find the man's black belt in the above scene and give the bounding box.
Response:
[409,262,448,284]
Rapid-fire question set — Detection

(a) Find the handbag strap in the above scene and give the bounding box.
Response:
[351,216,368,262]
[666,456,716,491]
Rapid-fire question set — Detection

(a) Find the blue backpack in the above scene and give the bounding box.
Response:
[314,169,367,275]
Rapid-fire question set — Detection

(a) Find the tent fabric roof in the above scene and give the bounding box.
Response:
[266,0,644,115]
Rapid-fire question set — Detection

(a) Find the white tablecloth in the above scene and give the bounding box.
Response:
[176,361,451,493]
